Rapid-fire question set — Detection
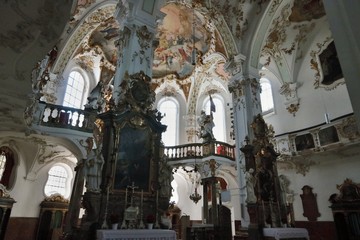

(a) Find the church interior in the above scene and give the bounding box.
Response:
[1,0,360,240]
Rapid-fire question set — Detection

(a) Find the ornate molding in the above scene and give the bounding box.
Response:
[309,37,345,90]
[279,82,300,116]
[277,154,317,176]
[336,116,360,140]
[53,5,116,74]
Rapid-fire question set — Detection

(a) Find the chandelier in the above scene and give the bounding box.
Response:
[189,187,202,204]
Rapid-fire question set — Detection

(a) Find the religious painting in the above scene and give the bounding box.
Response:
[318,126,339,146]
[114,124,152,191]
[319,41,344,86]
[295,133,315,151]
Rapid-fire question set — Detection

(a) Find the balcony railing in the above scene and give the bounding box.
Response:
[36,102,97,133]
[163,141,235,162]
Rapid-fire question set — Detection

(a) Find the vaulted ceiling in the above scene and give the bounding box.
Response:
[0,0,328,137]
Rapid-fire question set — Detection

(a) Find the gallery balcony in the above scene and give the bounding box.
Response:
[163,141,236,165]
[29,101,97,139]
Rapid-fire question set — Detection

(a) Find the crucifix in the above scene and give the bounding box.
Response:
[127,182,139,207]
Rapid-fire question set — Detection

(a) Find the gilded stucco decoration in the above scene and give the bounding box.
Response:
[117,27,131,66]
[336,116,360,141]
[261,4,292,66]
[277,154,317,176]
[133,25,154,68]
[44,194,70,203]
[74,56,95,73]
[279,82,300,116]
[209,0,249,40]
[288,0,325,22]
[286,103,300,117]
[161,86,178,97]
[53,5,116,74]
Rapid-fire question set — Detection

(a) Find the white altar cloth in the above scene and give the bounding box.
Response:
[97,229,176,240]
[263,228,309,240]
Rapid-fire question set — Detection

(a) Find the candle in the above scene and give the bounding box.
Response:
[125,188,128,207]
[141,189,143,207]
[106,186,110,202]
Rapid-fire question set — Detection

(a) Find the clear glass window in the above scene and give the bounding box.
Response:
[260,78,274,113]
[44,165,68,197]
[63,71,85,109]
[0,152,6,180]
[159,99,179,146]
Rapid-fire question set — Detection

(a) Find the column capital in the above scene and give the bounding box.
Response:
[224,53,246,78]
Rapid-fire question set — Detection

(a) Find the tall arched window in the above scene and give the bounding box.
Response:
[260,78,274,114]
[0,146,15,188]
[44,165,72,198]
[158,98,179,146]
[204,96,225,142]
[63,71,85,109]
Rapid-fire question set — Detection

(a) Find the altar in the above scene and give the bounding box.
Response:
[263,228,309,240]
[97,229,177,240]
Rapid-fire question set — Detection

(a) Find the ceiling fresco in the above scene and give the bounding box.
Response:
[152,3,212,79]
[88,17,120,66]
[288,0,326,22]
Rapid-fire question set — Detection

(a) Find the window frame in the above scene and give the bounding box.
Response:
[63,70,87,109]
[44,163,73,199]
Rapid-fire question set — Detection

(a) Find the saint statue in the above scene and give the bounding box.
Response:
[84,137,104,192]
[245,168,257,203]
[197,110,215,142]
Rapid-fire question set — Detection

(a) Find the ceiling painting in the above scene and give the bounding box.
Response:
[288,0,325,22]
[153,3,211,79]
[88,17,120,66]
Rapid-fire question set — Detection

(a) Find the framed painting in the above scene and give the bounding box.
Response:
[113,123,153,191]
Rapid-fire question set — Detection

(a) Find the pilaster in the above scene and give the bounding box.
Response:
[225,54,262,227]
[113,0,165,104]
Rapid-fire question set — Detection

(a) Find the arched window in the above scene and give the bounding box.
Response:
[260,78,274,114]
[44,165,72,198]
[158,98,179,146]
[203,95,225,142]
[0,146,15,188]
[63,71,85,109]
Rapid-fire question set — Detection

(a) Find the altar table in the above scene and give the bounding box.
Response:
[97,229,177,240]
[263,228,309,240]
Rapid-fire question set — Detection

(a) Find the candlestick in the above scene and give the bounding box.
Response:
[125,188,128,207]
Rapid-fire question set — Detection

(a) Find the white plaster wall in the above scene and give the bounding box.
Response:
[278,152,360,222]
